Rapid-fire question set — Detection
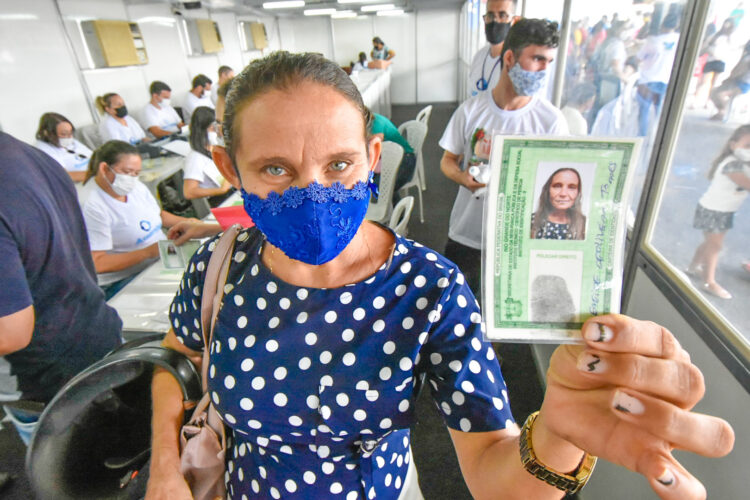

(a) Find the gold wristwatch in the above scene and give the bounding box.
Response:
[519,411,597,494]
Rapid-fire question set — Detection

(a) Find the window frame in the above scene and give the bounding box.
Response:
[622,0,750,391]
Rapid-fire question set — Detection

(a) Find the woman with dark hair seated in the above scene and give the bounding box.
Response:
[34,112,92,182]
[182,106,232,206]
[79,140,196,298]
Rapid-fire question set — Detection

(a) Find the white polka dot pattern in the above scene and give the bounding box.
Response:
[168,229,514,498]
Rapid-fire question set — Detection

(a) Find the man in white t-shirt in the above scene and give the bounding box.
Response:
[211,65,235,106]
[183,74,214,124]
[441,18,568,296]
[467,0,517,99]
[142,81,184,138]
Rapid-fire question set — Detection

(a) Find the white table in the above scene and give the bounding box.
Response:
[353,68,392,119]
[108,192,243,334]
[107,263,184,333]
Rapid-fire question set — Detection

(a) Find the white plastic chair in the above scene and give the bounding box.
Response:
[366,141,404,224]
[415,105,432,191]
[388,196,414,236]
[75,124,103,150]
[396,120,428,223]
[416,104,432,127]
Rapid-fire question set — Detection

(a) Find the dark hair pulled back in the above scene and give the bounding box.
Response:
[223,51,372,163]
[85,140,138,184]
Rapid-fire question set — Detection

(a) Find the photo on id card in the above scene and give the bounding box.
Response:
[482,136,641,343]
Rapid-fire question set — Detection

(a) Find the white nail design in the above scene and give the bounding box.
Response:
[612,391,645,415]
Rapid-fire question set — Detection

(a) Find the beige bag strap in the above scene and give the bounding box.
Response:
[199,224,242,393]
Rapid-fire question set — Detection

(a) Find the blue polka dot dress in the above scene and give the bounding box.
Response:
[170,227,514,499]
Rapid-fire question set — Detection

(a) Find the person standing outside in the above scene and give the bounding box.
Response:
[635,12,680,136]
[468,0,517,98]
[440,18,569,297]
[0,131,122,421]
[142,81,184,139]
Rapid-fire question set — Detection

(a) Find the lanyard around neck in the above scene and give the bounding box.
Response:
[480,49,502,90]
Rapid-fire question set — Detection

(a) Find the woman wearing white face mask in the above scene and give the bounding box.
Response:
[34,112,92,183]
[182,106,232,205]
[80,140,196,298]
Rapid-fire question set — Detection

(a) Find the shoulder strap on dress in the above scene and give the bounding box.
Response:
[199,224,242,392]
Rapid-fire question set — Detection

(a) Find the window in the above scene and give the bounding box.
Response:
[628,0,750,382]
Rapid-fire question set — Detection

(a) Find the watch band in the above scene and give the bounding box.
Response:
[519,411,597,494]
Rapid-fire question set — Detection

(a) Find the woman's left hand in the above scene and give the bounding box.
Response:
[539,314,734,500]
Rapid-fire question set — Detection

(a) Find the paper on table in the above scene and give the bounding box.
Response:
[160,140,191,157]
[482,136,641,343]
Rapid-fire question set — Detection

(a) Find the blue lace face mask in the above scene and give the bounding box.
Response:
[241,173,375,265]
[508,62,548,97]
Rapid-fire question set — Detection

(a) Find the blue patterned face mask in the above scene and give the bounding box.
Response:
[508,62,548,97]
[241,174,375,265]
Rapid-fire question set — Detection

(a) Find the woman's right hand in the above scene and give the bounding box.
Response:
[220,179,232,193]
[145,461,193,500]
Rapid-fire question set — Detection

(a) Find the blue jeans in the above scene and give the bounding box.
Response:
[636,82,668,136]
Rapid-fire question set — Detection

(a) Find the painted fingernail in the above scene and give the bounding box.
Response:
[656,468,676,487]
[612,390,645,415]
[584,323,614,342]
[577,353,606,373]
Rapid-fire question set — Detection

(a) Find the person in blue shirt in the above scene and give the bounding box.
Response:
[146,51,733,500]
[0,131,122,423]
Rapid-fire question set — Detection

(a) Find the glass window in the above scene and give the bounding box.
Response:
[644,0,750,355]
[554,1,687,217]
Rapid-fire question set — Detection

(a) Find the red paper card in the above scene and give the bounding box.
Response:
[210,205,255,230]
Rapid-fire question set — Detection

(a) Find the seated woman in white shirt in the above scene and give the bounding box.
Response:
[96,93,148,145]
[142,81,184,139]
[34,112,92,182]
[183,106,232,205]
[79,140,195,298]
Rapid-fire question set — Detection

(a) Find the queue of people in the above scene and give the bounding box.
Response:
[0,12,741,500]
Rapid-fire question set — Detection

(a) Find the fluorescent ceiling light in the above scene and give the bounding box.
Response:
[304,8,336,15]
[338,0,381,4]
[0,13,39,20]
[136,16,176,25]
[377,8,404,16]
[331,11,357,18]
[361,4,395,12]
[263,1,305,9]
